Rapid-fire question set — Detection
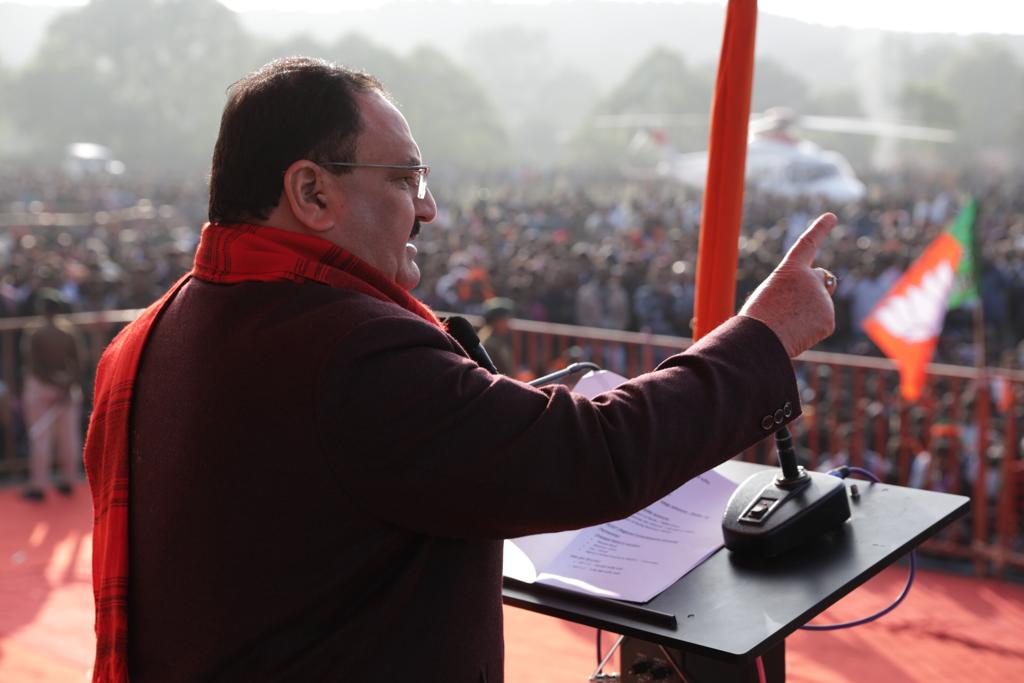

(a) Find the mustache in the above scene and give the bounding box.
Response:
[410,220,421,239]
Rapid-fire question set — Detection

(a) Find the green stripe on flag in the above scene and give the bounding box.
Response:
[947,197,978,310]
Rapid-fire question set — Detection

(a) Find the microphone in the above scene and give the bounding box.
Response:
[722,421,851,557]
[445,316,499,375]
[774,426,807,485]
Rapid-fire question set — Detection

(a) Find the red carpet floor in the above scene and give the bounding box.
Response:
[2,484,1023,682]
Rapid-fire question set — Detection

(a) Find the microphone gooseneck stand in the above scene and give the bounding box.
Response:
[721,426,852,558]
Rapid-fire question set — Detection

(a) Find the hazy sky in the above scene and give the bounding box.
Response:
[12,0,1024,36]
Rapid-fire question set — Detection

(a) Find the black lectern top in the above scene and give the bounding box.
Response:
[503,459,969,660]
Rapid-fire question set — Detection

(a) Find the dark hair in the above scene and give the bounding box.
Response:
[208,56,383,223]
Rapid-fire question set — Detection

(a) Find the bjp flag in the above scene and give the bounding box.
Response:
[863,200,976,401]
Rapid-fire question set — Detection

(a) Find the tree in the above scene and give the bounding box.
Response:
[9,2,509,174]
[751,58,808,113]
[249,33,332,74]
[0,57,12,157]
[890,82,962,166]
[462,25,552,127]
[255,33,508,169]
[800,88,874,171]
[330,32,406,92]
[390,45,507,169]
[805,88,864,118]
[12,0,252,171]
[902,41,959,85]
[898,82,960,129]
[570,46,712,167]
[941,39,1024,157]
[518,66,600,165]
[462,25,596,164]
[598,47,710,121]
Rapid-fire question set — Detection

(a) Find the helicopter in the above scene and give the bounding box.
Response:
[594,108,955,203]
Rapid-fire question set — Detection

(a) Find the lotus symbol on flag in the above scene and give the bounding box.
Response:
[862,201,975,402]
[872,260,955,343]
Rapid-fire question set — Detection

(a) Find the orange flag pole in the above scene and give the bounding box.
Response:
[692,0,758,340]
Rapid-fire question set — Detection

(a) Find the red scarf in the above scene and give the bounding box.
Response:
[85,223,441,681]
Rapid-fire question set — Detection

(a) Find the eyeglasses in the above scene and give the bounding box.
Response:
[321,162,431,199]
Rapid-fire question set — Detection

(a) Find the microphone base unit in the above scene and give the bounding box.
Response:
[722,468,851,557]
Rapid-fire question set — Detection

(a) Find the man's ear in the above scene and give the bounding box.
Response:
[282,160,336,233]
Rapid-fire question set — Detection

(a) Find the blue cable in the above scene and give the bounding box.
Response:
[800,466,917,632]
[837,465,882,483]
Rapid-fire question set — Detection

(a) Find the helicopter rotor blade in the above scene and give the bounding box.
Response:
[592,113,709,128]
[798,115,955,143]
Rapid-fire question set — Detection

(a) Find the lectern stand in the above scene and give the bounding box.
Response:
[502,460,970,682]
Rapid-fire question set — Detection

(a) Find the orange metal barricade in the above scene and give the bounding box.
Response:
[486,316,1024,575]
[1,312,1021,575]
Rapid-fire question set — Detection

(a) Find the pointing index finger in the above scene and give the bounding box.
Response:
[783,212,837,267]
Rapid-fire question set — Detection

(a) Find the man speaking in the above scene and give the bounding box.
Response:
[85,57,837,682]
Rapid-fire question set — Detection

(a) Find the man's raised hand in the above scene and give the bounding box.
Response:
[739,213,838,358]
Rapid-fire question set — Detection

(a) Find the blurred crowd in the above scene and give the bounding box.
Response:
[2,166,1023,545]
[0,167,207,318]
[415,168,1024,370]
[3,165,1024,371]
